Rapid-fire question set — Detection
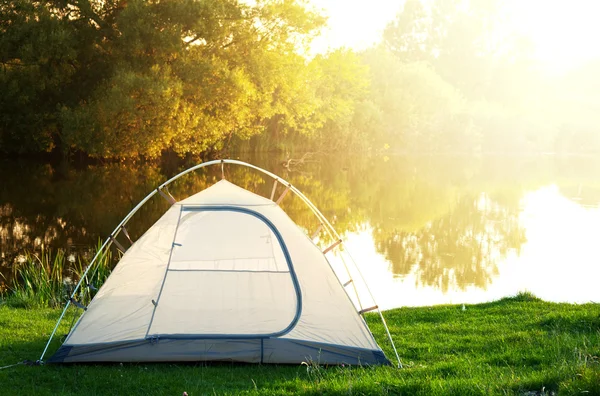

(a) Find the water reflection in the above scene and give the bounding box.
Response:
[1,154,600,306]
[0,161,168,264]
[515,185,600,302]
[374,193,526,292]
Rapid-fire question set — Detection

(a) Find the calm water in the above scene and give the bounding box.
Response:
[1,153,599,308]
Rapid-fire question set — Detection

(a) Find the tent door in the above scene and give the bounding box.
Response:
[146,206,302,338]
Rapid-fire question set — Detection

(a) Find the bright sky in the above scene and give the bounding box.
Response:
[309,0,404,54]
[508,0,600,74]
[309,0,600,74]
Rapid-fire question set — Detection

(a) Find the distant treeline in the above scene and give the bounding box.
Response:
[1,0,599,158]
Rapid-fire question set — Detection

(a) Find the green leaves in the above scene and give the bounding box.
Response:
[61,65,183,157]
[0,0,79,153]
[1,0,326,158]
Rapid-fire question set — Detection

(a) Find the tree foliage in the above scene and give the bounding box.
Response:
[2,0,598,157]
[232,49,373,152]
[384,0,517,98]
[0,0,326,158]
[360,47,476,152]
[380,0,600,153]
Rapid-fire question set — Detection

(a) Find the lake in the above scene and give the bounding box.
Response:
[1,153,599,308]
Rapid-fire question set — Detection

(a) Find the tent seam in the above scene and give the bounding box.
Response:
[144,206,184,339]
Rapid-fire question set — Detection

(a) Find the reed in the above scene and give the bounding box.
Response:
[1,243,113,308]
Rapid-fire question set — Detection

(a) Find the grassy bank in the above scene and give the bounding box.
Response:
[0,294,598,395]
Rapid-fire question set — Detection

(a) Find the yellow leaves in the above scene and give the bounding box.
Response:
[8,0,332,158]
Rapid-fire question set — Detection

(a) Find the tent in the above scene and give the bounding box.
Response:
[42,160,399,366]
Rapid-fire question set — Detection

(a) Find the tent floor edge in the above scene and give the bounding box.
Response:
[48,338,390,366]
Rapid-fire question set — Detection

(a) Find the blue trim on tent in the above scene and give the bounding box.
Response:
[48,338,390,365]
[172,206,303,339]
[47,206,391,366]
[48,345,73,363]
[145,206,184,339]
[260,338,264,364]
[283,339,390,365]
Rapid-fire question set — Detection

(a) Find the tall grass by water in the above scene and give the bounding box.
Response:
[1,244,113,308]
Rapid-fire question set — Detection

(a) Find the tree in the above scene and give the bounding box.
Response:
[300,49,371,148]
[0,0,86,153]
[361,47,473,151]
[383,0,532,100]
[383,0,432,62]
[232,48,373,152]
[0,0,326,158]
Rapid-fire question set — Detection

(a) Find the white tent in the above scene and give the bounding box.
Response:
[43,161,399,366]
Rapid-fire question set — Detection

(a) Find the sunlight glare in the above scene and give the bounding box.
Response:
[507,0,600,74]
[309,0,404,54]
[514,185,600,301]
[310,0,600,73]
[337,185,600,309]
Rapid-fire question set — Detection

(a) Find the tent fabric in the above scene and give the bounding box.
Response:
[50,180,390,365]
[50,339,388,365]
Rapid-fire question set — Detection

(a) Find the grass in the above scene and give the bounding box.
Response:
[0,293,598,395]
[2,244,113,309]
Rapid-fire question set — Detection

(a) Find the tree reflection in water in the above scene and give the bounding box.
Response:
[1,154,599,295]
[373,193,526,292]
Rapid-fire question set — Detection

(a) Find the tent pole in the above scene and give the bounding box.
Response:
[39,300,72,362]
[269,173,401,368]
[337,253,364,311]
[39,163,222,361]
[206,161,401,367]
[288,188,368,310]
[377,309,402,368]
[338,241,403,368]
[40,187,163,362]
[39,236,111,362]
[41,159,401,366]
[161,160,404,366]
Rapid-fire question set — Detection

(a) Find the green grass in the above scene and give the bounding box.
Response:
[2,244,113,309]
[0,293,598,395]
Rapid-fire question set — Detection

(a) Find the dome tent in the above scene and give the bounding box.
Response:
[41,160,400,366]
